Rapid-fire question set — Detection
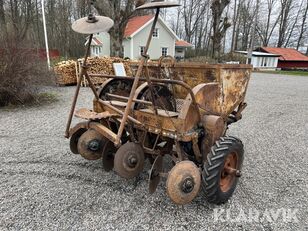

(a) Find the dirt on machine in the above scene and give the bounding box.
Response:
[65,0,252,205]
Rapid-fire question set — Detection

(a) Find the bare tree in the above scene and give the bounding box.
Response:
[210,0,231,60]
[297,0,308,50]
[277,0,293,47]
[95,0,138,57]
[257,0,279,46]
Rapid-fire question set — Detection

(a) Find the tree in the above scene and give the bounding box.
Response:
[277,0,293,47]
[94,0,138,57]
[256,0,279,47]
[297,0,308,50]
[210,0,231,61]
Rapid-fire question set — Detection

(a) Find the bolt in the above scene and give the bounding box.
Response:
[128,156,137,167]
[182,178,194,193]
[88,140,100,151]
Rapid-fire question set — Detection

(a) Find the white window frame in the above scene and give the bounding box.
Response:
[153,28,159,38]
[161,47,168,56]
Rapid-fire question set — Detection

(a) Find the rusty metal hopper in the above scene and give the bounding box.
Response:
[130,63,252,118]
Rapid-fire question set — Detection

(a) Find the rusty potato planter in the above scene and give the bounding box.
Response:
[66,0,252,205]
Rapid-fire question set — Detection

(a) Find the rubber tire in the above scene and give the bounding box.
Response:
[202,136,244,205]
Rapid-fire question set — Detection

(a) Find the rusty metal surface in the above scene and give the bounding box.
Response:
[69,128,87,154]
[102,141,117,172]
[77,129,106,160]
[88,122,118,145]
[114,142,145,179]
[72,16,114,34]
[201,115,226,157]
[75,108,113,120]
[148,155,163,194]
[130,63,251,117]
[166,160,201,205]
[220,152,238,192]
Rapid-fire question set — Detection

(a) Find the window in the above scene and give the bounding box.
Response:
[153,28,159,38]
[162,47,168,56]
[140,46,145,55]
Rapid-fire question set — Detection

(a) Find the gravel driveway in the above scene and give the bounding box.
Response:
[0,73,307,230]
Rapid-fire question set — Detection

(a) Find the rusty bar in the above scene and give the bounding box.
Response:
[65,34,93,138]
[97,99,142,125]
[84,72,100,100]
[115,8,160,145]
[89,73,198,105]
[106,93,153,105]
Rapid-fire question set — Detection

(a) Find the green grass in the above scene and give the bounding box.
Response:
[256,70,308,76]
[1,92,59,110]
[35,92,59,104]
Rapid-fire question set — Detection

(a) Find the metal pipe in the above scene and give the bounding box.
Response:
[106,93,153,105]
[89,73,198,105]
[65,34,93,138]
[41,0,51,70]
[97,99,142,126]
[114,8,161,145]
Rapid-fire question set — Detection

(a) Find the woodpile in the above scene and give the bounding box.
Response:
[54,57,133,86]
[54,60,77,85]
[77,57,133,86]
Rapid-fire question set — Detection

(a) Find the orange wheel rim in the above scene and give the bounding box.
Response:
[220,152,238,192]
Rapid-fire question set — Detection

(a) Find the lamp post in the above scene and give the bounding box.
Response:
[41,0,51,70]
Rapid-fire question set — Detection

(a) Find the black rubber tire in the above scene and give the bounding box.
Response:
[202,136,244,205]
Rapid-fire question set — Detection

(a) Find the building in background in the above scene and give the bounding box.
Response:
[236,51,280,70]
[175,40,193,60]
[256,47,308,69]
[86,15,191,60]
[85,32,111,57]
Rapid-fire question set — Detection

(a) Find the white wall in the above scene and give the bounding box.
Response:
[131,19,176,60]
[92,32,110,57]
[251,56,278,69]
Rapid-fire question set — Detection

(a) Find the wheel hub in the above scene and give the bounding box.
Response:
[182,178,195,193]
[128,155,138,167]
[88,139,100,151]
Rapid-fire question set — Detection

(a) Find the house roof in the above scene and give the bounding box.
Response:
[175,40,193,47]
[260,47,308,61]
[85,36,103,46]
[124,14,179,40]
[124,15,154,38]
[92,37,103,46]
[236,51,280,57]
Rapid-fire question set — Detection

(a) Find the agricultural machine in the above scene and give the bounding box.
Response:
[65,1,252,205]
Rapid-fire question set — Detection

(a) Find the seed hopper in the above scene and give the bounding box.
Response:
[65,0,252,205]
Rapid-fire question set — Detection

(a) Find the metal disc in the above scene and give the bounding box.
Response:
[102,141,117,172]
[70,128,86,154]
[77,129,106,160]
[148,155,163,194]
[72,16,114,34]
[114,142,144,179]
[166,160,201,205]
[137,1,180,10]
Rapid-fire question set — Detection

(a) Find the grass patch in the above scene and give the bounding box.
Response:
[35,92,59,105]
[1,92,59,110]
[256,70,308,76]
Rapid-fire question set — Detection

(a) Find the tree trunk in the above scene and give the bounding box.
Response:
[211,0,231,61]
[0,0,6,39]
[297,0,308,50]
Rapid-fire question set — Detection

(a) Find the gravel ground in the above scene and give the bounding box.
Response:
[0,73,307,231]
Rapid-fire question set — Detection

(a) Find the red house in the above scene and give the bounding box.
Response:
[256,47,308,69]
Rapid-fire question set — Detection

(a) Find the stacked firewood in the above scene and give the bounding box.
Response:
[54,57,133,86]
[54,60,78,85]
[77,57,133,86]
